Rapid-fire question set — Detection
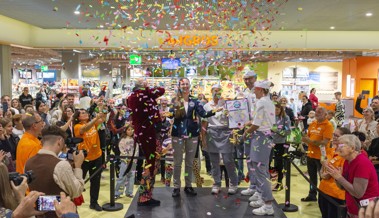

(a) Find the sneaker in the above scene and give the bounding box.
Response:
[172,188,180,197]
[184,187,197,196]
[228,185,238,195]
[126,194,134,198]
[252,205,274,216]
[249,198,264,208]
[89,203,103,211]
[301,196,317,202]
[241,188,255,196]
[211,186,220,194]
[272,183,283,191]
[249,192,262,202]
[137,198,160,207]
[114,195,121,199]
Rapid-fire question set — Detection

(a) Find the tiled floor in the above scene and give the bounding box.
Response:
[78,160,322,218]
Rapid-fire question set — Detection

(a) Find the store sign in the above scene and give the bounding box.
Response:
[130,55,142,65]
[41,65,48,71]
[160,35,219,47]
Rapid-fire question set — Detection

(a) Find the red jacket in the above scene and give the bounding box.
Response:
[309,93,318,110]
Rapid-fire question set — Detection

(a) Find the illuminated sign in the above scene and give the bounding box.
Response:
[161,35,218,47]
[130,55,142,65]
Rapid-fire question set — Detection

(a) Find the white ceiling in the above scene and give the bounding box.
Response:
[3,0,379,67]
[0,0,378,31]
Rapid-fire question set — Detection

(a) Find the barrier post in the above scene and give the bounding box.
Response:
[102,154,124,211]
[278,152,298,212]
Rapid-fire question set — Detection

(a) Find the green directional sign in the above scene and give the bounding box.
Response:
[129,55,142,65]
[41,65,49,71]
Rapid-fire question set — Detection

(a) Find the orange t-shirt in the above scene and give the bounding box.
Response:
[319,149,346,200]
[307,119,334,159]
[16,132,42,174]
[74,123,102,161]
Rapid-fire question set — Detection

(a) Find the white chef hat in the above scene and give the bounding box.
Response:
[243,70,257,78]
[211,83,222,90]
[254,80,271,89]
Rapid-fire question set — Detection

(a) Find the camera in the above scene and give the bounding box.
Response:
[9,170,34,186]
[65,137,87,161]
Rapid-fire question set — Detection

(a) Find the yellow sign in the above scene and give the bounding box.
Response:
[160,35,218,47]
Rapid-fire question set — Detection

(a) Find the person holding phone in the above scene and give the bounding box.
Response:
[3,191,79,218]
[356,94,379,120]
[25,125,84,217]
[0,160,29,215]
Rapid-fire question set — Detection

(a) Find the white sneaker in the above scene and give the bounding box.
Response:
[241,188,255,196]
[211,186,220,194]
[249,198,264,208]
[252,205,274,216]
[249,192,262,201]
[228,185,238,195]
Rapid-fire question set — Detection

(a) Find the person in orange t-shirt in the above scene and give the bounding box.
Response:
[319,127,351,218]
[73,109,104,211]
[301,107,334,202]
[16,112,44,174]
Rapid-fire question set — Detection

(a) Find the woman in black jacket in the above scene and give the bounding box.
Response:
[300,95,313,130]
[0,119,17,172]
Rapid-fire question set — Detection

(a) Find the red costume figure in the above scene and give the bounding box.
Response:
[127,79,165,206]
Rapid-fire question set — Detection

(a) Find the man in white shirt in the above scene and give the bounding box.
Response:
[243,80,276,216]
[203,84,238,195]
[240,70,258,196]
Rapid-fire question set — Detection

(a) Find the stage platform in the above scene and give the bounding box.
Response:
[125,187,287,218]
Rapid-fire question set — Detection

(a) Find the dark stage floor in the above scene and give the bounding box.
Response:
[125,187,287,218]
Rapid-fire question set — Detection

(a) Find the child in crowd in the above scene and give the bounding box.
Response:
[161,138,174,187]
[327,110,337,130]
[115,125,138,198]
[307,111,316,125]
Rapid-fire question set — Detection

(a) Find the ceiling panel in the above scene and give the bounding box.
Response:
[0,0,378,31]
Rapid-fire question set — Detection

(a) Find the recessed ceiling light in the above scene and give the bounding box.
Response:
[330,26,335,30]
[366,12,373,17]
[74,10,80,15]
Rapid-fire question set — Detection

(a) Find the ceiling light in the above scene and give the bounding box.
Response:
[330,26,335,30]
[366,12,373,17]
[74,10,80,15]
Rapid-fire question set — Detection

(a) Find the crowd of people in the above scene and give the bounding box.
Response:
[2,72,379,217]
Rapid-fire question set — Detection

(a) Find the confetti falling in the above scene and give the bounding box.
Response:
[67,0,289,68]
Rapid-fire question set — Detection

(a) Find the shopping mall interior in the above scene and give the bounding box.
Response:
[1,0,379,217]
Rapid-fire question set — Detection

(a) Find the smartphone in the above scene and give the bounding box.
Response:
[360,197,378,207]
[2,102,8,113]
[36,195,61,211]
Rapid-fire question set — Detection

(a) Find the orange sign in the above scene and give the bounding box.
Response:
[161,35,218,47]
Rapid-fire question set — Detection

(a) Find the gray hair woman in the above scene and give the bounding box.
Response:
[355,107,378,143]
[325,134,379,217]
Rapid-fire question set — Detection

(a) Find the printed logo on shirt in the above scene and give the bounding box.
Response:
[189,101,195,107]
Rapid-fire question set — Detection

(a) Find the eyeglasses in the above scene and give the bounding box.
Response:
[34,120,43,124]
[65,110,73,113]
[337,143,347,149]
